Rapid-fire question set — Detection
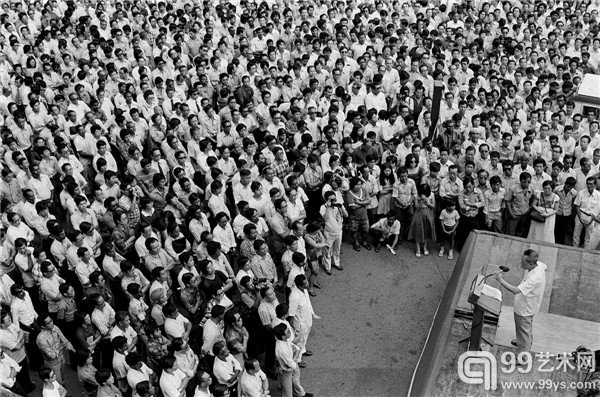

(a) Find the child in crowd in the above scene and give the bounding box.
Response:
[439,198,460,260]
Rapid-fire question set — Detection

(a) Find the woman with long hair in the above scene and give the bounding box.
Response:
[404,153,427,186]
[408,184,437,257]
[378,163,396,215]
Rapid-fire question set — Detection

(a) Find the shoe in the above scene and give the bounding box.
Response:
[438,248,444,257]
[448,251,454,260]
[303,350,313,356]
[415,252,421,258]
[324,269,332,275]
[298,361,306,368]
[363,243,372,250]
[353,244,361,252]
[511,340,518,347]
[333,264,344,271]
[423,250,429,256]
[313,282,322,289]
[308,291,316,297]
[374,245,380,252]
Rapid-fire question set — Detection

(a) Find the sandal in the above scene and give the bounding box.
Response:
[313,282,322,289]
[353,244,361,252]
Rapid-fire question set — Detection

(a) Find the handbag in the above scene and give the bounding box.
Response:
[530,194,546,223]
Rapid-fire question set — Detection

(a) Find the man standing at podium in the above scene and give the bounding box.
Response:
[495,249,547,359]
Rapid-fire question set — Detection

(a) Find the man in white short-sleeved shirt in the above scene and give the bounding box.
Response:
[495,249,547,358]
[239,358,270,397]
[163,305,191,340]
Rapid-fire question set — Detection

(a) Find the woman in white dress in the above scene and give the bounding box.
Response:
[527,180,559,243]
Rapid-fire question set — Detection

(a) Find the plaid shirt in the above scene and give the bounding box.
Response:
[272,158,290,181]
[37,326,71,362]
[119,195,140,229]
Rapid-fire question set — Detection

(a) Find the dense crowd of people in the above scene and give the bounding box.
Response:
[1,0,600,395]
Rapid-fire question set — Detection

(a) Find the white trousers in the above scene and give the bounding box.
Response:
[585,224,600,250]
[322,231,342,271]
[573,216,591,247]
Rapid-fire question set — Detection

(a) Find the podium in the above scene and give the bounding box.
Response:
[463,274,502,351]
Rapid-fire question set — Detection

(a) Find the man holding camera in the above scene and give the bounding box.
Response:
[320,190,347,274]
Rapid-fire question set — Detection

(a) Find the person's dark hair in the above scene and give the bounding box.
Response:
[112,335,128,351]
[170,337,185,352]
[244,358,258,371]
[38,367,54,381]
[276,303,289,318]
[213,384,230,397]
[125,352,143,367]
[95,368,112,385]
[161,355,177,370]
[136,381,151,397]
[274,323,288,339]
[211,304,226,318]
[294,274,307,287]
[74,350,91,367]
[212,340,227,356]
[519,171,531,181]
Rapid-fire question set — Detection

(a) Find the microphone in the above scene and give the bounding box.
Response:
[479,266,510,284]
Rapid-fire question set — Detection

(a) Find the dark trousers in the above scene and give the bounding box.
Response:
[371,230,397,247]
[16,358,34,391]
[305,189,323,222]
[555,214,574,245]
[505,212,530,238]
[20,322,43,370]
[396,205,414,241]
[456,215,480,251]
[98,338,114,369]
[262,328,276,373]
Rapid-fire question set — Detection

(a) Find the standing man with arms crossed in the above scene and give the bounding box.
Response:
[495,249,547,363]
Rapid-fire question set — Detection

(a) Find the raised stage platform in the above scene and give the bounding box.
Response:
[409,230,600,396]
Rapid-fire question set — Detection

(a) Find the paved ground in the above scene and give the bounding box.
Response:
[299,241,455,397]
[29,241,455,397]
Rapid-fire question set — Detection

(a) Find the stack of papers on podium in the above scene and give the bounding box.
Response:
[481,284,502,301]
